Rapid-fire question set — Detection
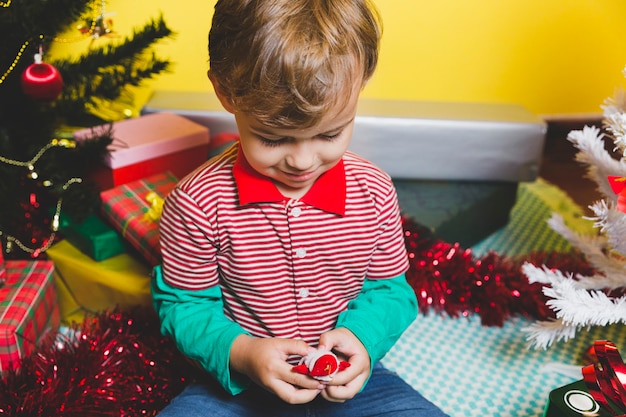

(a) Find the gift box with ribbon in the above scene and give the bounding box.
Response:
[544,340,626,416]
[46,240,152,325]
[100,171,178,266]
[0,260,59,374]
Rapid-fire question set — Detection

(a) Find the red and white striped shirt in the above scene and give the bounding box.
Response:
[159,144,409,345]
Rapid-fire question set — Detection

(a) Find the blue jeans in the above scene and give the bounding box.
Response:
[157,363,449,417]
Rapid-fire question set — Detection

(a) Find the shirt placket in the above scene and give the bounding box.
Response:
[286,200,311,304]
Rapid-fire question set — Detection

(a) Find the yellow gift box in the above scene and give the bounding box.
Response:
[46,240,153,325]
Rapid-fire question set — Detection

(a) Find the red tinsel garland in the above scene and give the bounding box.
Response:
[0,217,596,415]
[402,216,595,326]
[0,309,202,416]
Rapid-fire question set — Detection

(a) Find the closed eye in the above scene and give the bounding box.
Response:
[257,135,288,147]
[318,132,341,141]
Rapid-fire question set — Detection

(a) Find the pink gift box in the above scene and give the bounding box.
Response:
[74,112,210,190]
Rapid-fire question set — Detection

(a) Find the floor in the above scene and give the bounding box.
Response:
[538,118,606,215]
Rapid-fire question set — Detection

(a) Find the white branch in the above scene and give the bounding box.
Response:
[588,200,626,256]
[545,214,626,290]
[543,279,626,326]
[567,126,626,198]
[523,318,580,350]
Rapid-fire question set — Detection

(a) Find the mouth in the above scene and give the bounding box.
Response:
[282,170,316,182]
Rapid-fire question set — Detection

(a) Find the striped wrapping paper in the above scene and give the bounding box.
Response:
[0,260,58,374]
[100,171,178,266]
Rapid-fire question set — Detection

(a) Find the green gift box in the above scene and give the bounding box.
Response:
[544,379,620,417]
[60,212,127,261]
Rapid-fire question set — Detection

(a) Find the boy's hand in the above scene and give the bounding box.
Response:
[230,335,324,404]
[317,328,370,402]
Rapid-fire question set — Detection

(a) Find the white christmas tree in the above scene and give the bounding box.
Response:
[522,66,626,349]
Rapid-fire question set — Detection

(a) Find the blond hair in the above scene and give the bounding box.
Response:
[209,0,381,128]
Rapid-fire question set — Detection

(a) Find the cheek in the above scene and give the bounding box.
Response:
[240,140,282,169]
[321,137,352,163]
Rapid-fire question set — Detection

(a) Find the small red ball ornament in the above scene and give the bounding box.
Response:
[21,53,64,102]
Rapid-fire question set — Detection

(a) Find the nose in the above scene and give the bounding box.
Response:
[285,141,315,171]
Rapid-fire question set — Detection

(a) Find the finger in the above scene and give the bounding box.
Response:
[321,391,346,403]
[322,372,368,401]
[320,385,349,403]
[279,337,315,357]
[321,381,359,402]
[286,369,326,391]
[324,356,369,386]
[271,380,322,404]
[317,331,340,352]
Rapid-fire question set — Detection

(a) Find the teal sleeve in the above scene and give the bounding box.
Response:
[335,273,417,364]
[151,266,250,395]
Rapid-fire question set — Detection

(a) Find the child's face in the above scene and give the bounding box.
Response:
[234,88,359,199]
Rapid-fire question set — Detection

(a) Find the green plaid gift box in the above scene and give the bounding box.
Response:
[0,260,59,374]
[100,171,178,266]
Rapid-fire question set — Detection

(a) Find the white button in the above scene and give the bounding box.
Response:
[292,207,302,217]
[298,288,310,298]
[295,248,306,258]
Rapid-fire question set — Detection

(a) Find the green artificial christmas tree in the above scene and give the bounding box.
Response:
[0,0,173,259]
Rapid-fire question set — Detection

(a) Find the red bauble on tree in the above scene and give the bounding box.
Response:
[21,53,64,102]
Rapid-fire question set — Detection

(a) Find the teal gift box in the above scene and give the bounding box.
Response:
[544,380,621,417]
[60,212,127,261]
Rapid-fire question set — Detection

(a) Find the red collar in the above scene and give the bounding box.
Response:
[233,147,346,215]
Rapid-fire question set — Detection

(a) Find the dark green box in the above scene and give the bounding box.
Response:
[394,179,518,247]
[59,212,127,261]
[544,379,620,417]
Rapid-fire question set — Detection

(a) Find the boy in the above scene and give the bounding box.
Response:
[152,0,449,415]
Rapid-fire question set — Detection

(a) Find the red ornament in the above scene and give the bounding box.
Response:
[21,53,64,102]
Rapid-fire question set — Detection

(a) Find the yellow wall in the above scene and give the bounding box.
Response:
[53,0,626,117]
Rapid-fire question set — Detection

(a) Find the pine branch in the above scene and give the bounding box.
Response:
[543,279,626,326]
[523,318,579,350]
[0,0,91,40]
[53,15,174,84]
[522,263,626,348]
[587,200,626,256]
[545,215,624,285]
[568,126,625,199]
[51,15,173,125]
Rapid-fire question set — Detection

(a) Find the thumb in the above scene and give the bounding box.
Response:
[281,338,314,357]
[317,328,343,352]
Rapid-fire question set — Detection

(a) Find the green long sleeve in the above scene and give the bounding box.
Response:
[152,269,416,395]
[151,266,250,395]
[335,273,417,364]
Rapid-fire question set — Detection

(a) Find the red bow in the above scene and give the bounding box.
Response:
[607,176,626,213]
[582,340,626,416]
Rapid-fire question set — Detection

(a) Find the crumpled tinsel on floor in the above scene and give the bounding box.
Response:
[0,308,203,416]
[0,217,597,416]
[402,217,595,326]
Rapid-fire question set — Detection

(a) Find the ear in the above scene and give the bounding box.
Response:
[208,70,236,114]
